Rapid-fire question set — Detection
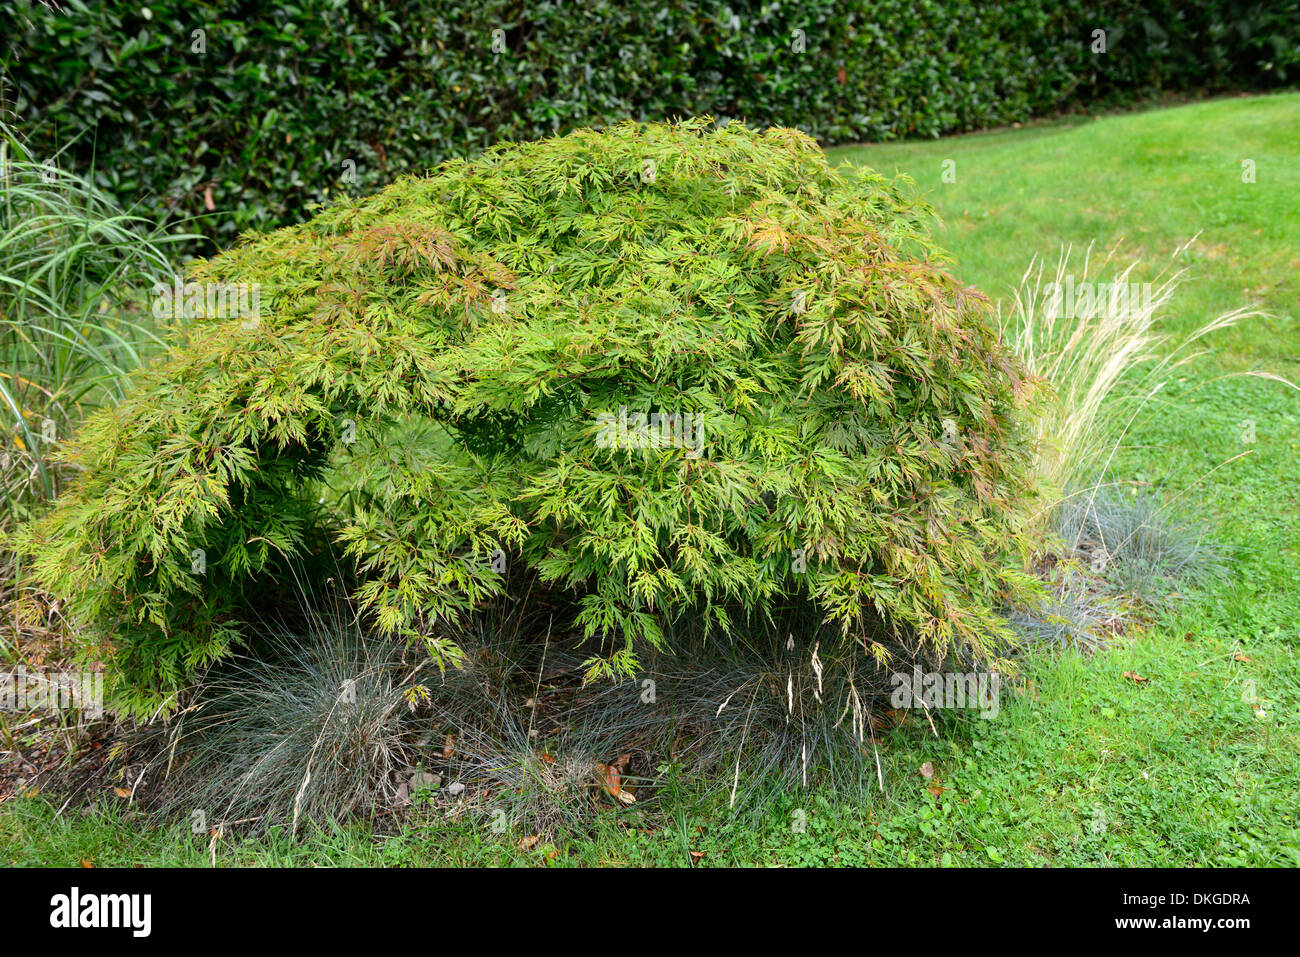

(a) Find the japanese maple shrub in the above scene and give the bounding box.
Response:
[18,118,1042,715]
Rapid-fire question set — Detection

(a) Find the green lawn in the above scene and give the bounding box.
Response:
[3,93,1297,866]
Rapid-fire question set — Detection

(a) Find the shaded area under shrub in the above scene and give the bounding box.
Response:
[109,590,955,837]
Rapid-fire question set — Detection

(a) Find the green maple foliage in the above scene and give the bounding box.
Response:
[17,118,1044,715]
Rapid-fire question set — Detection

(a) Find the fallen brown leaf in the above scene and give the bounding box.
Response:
[595,761,637,805]
[1122,671,1150,684]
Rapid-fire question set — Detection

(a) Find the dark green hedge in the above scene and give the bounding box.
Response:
[2,0,1294,245]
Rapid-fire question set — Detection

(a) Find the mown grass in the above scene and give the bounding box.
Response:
[3,93,1297,867]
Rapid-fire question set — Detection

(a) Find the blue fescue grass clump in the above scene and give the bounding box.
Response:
[1056,486,1226,602]
[140,601,425,833]
[1006,567,1126,653]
